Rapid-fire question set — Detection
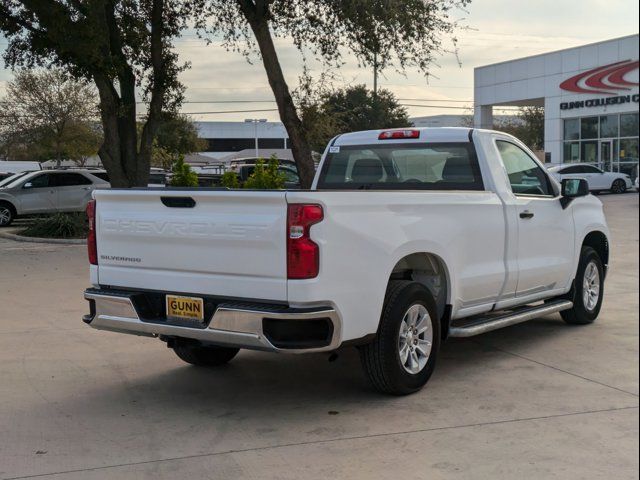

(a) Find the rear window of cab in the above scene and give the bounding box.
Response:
[317,143,483,190]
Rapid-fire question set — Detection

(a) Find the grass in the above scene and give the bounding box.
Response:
[20,212,88,239]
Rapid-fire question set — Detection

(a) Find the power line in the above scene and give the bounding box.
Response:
[166,108,279,116]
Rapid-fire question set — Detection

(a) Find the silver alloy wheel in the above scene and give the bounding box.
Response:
[0,206,11,226]
[582,260,600,312]
[398,303,433,374]
[612,180,626,194]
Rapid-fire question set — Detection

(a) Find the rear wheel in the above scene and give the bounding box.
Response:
[561,246,604,325]
[0,202,14,227]
[610,179,627,194]
[173,343,239,366]
[359,281,440,395]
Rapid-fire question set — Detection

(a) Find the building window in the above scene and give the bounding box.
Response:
[563,118,580,140]
[581,141,598,163]
[563,142,580,162]
[599,114,618,138]
[580,116,599,139]
[620,113,639,138]
[563,113,639,180]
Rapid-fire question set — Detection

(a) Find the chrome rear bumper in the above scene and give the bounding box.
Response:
[83,290,341,353]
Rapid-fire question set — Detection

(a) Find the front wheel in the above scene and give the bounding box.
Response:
[0,203,14,227]
[173,343,239,366]
[561,246,604,325]
[610,179,627,194]
[359,281,440,395]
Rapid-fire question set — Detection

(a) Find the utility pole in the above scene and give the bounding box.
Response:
[244,118,267,158]
[373,51,378,99]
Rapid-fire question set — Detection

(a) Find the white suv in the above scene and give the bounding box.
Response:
[0,170,109,226]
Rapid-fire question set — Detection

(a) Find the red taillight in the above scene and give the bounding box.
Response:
[378,129,420,140]
[86,199,97,265]
[287,204,323,279]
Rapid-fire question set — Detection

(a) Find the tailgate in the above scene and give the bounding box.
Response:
[93,189,288,301]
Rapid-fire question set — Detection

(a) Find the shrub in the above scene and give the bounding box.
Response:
[170,156,199,187]
[21,212,88,239]
[220,171,240,189]
[244,155,286,190]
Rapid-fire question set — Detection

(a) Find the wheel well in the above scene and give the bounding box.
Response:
[583,231,609,268]
[0,200,17,217]
[389,253,450,339]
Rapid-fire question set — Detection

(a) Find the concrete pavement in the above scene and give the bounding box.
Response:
[0,193,637,479]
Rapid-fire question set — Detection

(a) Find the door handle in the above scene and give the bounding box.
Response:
[519,210,534,219]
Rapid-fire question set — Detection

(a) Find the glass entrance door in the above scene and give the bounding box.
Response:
[599,140,613,172]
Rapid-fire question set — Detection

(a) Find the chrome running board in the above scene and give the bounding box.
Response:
[448,300,573,338]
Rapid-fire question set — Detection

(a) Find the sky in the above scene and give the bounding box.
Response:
[1,0,639,122]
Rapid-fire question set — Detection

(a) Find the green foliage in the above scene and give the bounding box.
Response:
[0,0,195,186]
[299,84,411,151]
[155,114,208,156]
[0,69,101,164]
[149,114,208,171]
[203,1,469,74]
[220,171,240,189]
[170,157,199,187]
[21,213,87,239]
[244,156,286,190]
[150,143,176,172]
[497,107,545,151]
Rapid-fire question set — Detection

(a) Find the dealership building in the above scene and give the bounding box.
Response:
[474,34,639,178]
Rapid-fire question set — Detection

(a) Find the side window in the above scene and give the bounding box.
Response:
[561,166,584,174]
[24,173,50,188]
[582,165,601,174]
[496,140,553,196]
[51,173,92,187]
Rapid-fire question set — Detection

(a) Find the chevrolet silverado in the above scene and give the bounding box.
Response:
[83,128,609,395]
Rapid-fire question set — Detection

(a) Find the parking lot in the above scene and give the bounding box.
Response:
[0,193,637,480]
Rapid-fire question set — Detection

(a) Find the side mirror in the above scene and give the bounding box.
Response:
[561,178,589,197]
[22,182,33,189]
[560,178,589,209]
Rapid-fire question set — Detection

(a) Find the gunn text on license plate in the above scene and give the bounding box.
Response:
[166,295,204,322]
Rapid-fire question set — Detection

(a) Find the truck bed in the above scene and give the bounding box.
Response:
[93,189,289,301]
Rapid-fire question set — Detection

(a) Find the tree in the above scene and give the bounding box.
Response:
[300,85,410,152]
[462,106,545,152]
[243,155,285,189]
[497,106,545,151]
[149,114,208,170]
[202,0,470,188]
[0,0,194,186]
[0,69,100,165]
[169,156,199,187]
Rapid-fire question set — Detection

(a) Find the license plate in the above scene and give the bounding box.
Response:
[166,295,204,322]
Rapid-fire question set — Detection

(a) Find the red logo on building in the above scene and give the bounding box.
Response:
[560,60,639,95]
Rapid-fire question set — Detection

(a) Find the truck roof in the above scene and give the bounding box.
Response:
[332,127,474,146]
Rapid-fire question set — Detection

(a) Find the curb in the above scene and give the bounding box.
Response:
[0,230,86,245]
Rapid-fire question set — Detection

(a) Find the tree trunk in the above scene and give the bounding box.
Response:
[245,14,316,189]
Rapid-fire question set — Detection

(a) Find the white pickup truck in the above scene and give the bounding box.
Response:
[83,128,610,395]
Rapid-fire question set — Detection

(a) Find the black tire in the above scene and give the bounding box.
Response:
[173,343,239,366]
[359,281,441,395]
[610,179,627,194]
[0,202,15,227]
[561,246,604,325]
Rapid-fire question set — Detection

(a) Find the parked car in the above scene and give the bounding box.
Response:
[228,157,296,170]
[0,160,42,174]
[0,172,15,183]
[83,128,609,395]
[547,163,632,194]
[235,163,301,189]
[92,168,169,187]
[0,170,109,226]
